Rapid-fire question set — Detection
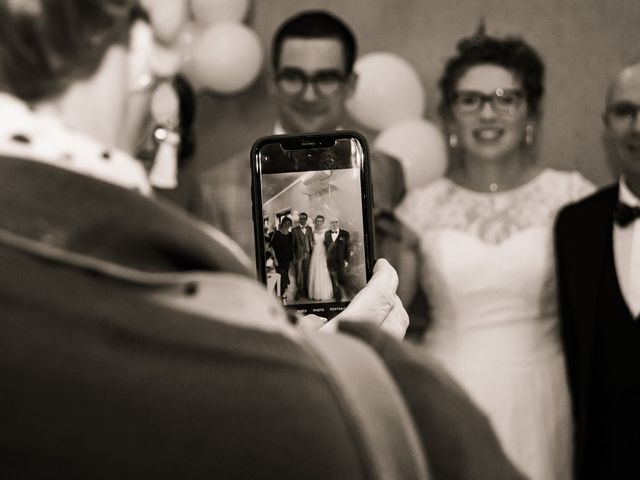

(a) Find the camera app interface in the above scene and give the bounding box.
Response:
[258,138,368,317]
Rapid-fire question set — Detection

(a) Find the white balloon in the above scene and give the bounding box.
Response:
[188,22,263,95]
[191,0,250,25]
[145,0,189,44]
[346,52,425,131]
[374,119,447,190]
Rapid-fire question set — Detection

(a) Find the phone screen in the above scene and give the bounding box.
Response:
[251,132,375,319]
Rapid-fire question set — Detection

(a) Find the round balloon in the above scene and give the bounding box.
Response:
[191,0,250,25]
[374,119,447,190]
[188,22,263,95]
[346,52,425,131]
[145,0,189,44]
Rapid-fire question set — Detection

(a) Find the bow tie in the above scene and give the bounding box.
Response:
[613,201,640,227]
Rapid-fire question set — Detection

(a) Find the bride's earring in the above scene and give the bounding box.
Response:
[525,124,534,146]
[449,133,458,149]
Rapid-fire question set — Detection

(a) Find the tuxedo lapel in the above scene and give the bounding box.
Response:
[573,186,618,424]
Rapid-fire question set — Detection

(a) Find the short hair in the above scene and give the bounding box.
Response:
[438,32,545,118]
[281,216,292,226]
[314,214,325,222]
[0,0,138,102]
[271,10,357,74]
[299,212,308,218]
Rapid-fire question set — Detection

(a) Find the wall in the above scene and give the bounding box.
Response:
[188,0,640,190]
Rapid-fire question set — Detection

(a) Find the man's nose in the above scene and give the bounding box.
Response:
[301,81,319,102]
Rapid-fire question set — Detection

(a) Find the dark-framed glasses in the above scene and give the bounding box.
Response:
[275,68,346,98]
[452,88,525,116]
[606,102,640,123]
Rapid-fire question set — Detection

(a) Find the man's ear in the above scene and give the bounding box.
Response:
[344,71,358,99]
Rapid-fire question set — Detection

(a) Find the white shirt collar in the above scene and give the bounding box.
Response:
[619,176,640,206]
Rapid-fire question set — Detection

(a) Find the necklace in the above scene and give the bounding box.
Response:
[489,182,499,193]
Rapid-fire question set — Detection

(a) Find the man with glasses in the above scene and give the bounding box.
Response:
[555,59,640,479]
[194,10,405,270]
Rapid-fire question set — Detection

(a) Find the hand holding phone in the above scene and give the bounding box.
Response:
[251,132,375,319]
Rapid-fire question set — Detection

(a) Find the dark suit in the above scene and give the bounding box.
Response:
[325,229,350,301]
[291,224,312,297]
[555,184,640,479]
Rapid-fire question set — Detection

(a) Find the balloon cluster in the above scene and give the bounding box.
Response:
[346,52,447,190]
[143,0,263,95]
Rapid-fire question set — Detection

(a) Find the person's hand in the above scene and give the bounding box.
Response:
[321,258,409,339]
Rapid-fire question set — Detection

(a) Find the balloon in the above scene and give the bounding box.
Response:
[374,119,447,190]
[346,52,425,131]
[144,0,189,44]
[187,22,263,95]
[191,0,250,25]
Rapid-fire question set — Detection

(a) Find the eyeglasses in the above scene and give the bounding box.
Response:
[606,102,640,123]
[452,88,525,116]
[275,68,347,98]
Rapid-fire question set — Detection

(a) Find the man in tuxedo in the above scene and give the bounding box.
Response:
[555,60,640,479]
[193,10,405,271]
[325,218,350,301]
[291,212,313,300]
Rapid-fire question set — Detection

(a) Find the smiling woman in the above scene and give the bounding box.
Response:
[394,30,595,480]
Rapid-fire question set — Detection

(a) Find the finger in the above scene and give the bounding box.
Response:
[333,258,398,325]
[379,295,409,340]
[299,314,328,333]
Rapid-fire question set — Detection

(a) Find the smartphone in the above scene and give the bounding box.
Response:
[251,131,375,319]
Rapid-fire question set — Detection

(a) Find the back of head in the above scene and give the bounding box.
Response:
[271,10,357,74]
[0,0,137,102]
[438,28,545,118]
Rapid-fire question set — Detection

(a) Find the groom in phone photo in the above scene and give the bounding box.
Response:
[292,212,313,300]
[325,218,350,301]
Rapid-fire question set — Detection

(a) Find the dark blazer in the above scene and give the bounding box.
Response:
[325,229,350,270]
[291,224,313,262]
[555,184,618,478]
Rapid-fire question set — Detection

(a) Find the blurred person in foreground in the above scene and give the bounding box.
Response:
[194,10,406,271]
[555,59,640,479]
[0,1,524,478]
[395,29,594,479]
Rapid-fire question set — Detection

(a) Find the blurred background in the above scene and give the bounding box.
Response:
[173,0,640,203]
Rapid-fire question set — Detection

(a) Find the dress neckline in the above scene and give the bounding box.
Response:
[444,168,550,198]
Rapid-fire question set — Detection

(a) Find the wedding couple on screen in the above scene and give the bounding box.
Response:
[290,212,350,303]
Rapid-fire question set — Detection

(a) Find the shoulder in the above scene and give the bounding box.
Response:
[556,183,617,231]
[198,147,252,189]
[394,177,452,231]
[539,168,596,200]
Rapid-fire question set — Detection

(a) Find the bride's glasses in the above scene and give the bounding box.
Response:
[452,88,525,116]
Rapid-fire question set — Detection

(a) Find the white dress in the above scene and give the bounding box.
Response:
[396,169,594,480]
[308,230,333,301]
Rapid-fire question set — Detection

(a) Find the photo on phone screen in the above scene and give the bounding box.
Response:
[251,132,375,319]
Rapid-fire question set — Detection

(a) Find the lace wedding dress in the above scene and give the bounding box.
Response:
[396,169,594,480]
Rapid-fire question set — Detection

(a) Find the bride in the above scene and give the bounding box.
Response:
[307,215,333,301]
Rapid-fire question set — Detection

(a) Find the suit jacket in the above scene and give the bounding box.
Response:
[325,229,350,270]
[291,224,313,262]
[554,184,618,478]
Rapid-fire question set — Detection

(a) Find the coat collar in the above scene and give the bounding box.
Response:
[0,155,251,277]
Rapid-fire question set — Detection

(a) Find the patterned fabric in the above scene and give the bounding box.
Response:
[0,93,151,195]
[398,169,595,245]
